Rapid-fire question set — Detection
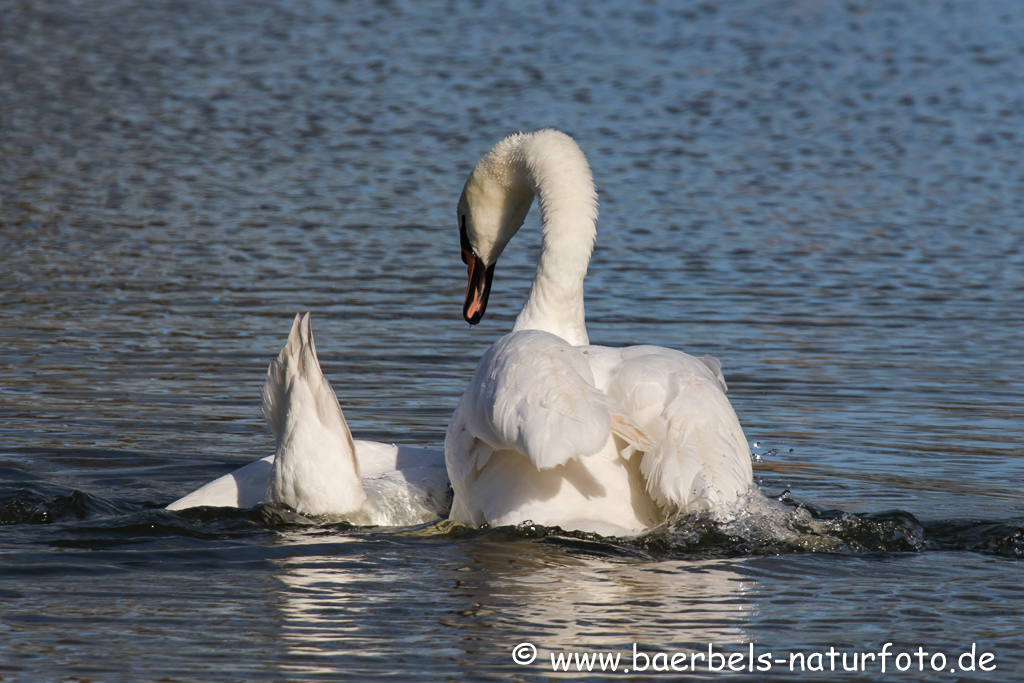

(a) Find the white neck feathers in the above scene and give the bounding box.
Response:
[501,130,598,346]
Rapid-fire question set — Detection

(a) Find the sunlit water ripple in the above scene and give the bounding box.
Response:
[1,0,1022,680]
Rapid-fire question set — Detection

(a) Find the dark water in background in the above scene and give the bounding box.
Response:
[1,0,1023,680]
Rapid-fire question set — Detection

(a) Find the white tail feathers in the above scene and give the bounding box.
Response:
[263,313,365,516]
[168,313,451,523]
[261,313,305,442]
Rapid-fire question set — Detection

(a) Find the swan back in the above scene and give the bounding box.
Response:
[263,313,366,516]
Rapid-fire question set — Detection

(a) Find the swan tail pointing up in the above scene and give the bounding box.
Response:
[262,312,313,440]
[262,313,366,516]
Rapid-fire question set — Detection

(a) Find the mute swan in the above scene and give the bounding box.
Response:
[445,129,753,536]
[167,313,451,525]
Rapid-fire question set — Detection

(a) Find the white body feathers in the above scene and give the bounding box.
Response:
[446,130,753,535]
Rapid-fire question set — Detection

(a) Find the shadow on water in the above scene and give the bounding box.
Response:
[2,483,1020,564]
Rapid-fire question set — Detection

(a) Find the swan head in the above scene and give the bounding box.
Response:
[457,135,535,325]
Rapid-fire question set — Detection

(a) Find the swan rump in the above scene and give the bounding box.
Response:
[167,313,450,525]
[446,130,754,534]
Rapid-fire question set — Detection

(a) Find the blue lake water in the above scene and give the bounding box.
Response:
[1,0,1022,680]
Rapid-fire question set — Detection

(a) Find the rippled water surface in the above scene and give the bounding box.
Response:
[2,0,1023,680]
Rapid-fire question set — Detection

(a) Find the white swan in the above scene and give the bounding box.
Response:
[167,313,450,525]
[445,130,753,536]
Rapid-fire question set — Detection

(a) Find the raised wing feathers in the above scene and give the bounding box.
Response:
[603,347,752,511]
[461,330,647,470]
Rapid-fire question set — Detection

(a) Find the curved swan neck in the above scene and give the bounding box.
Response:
[507,130,598,347]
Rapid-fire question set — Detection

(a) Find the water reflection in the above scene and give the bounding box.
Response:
[270,530,752,678]
[2,0,1024,678]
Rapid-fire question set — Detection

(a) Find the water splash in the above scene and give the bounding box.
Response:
[3,484,1020,559]
[382,489,1024,560]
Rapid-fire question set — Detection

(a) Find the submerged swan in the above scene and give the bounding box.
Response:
[445,129,753,536]
[167,313,450,525]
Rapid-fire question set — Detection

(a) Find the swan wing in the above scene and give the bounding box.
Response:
[452,330,647,472]
[165,442,451,518]
[601,346,753,512]
[165,455,274,510]
[353,441,452,522]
